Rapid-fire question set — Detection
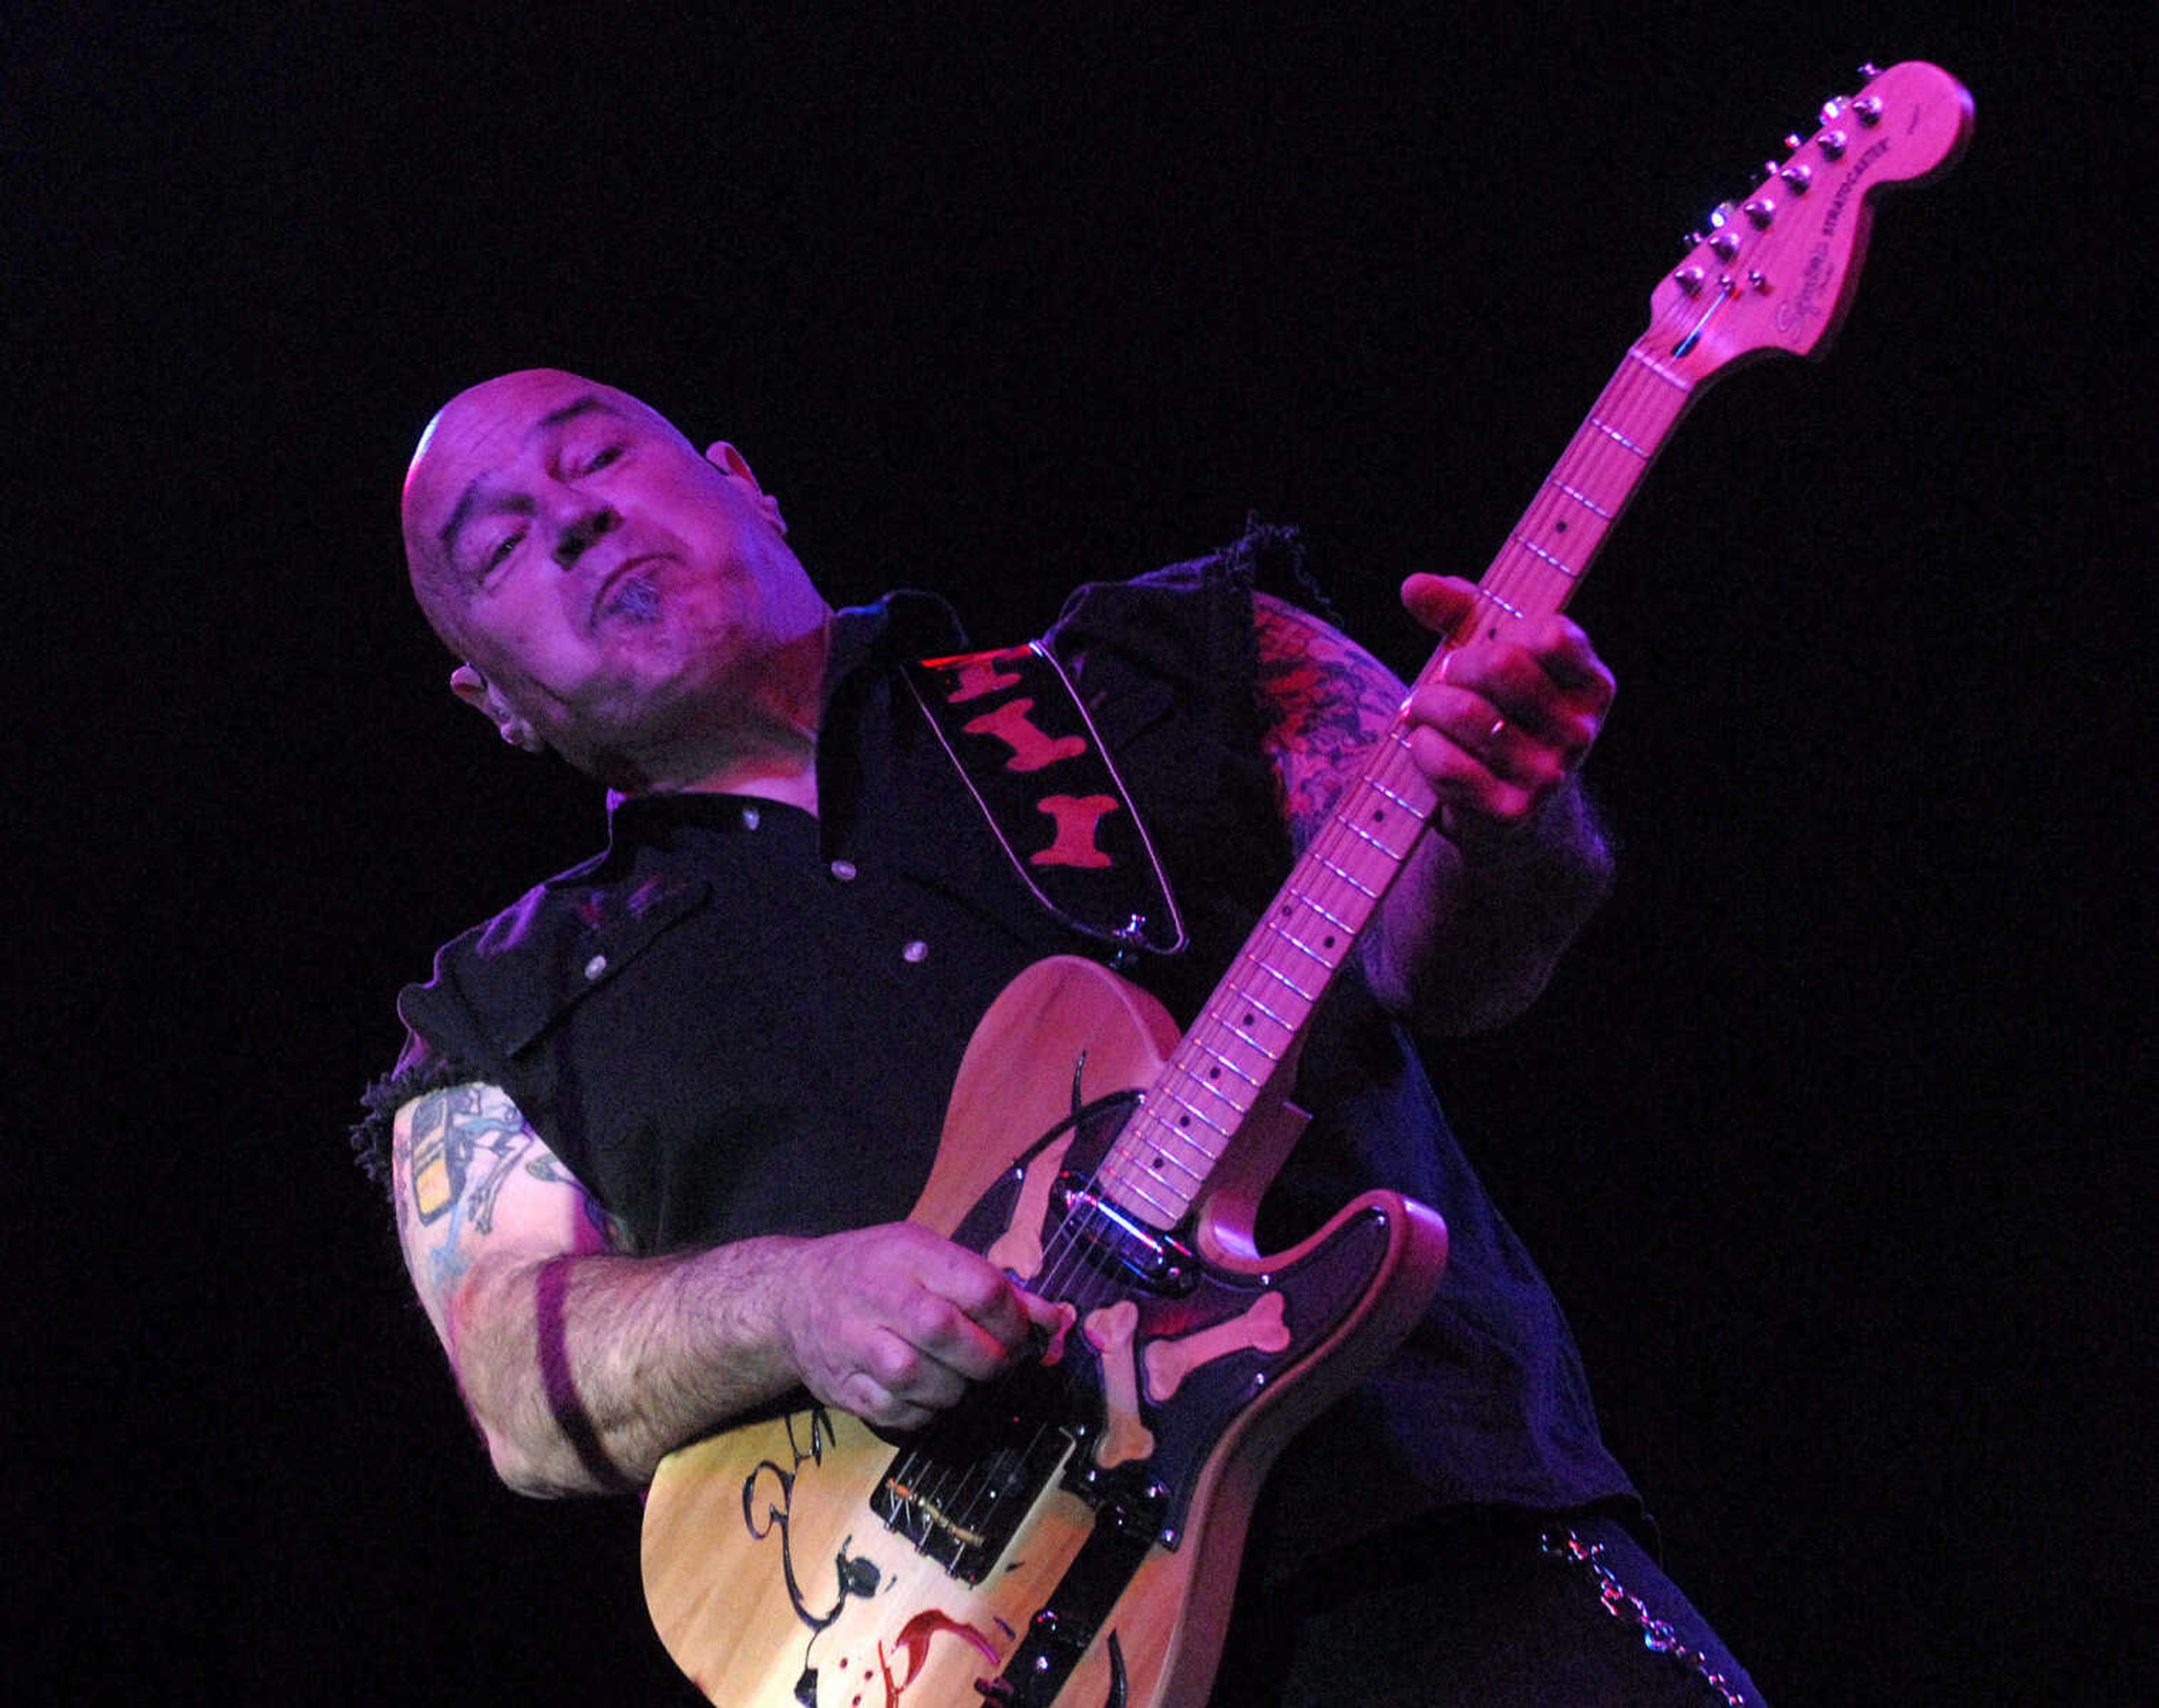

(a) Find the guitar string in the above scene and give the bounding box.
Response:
[887,325,1704,1572]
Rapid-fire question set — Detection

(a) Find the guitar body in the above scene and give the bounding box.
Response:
[643,956,1448,1707]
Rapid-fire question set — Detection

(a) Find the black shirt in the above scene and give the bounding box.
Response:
[362,530,1637,1556]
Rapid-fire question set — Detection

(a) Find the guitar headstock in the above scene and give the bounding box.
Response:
[1645,60,1973,383]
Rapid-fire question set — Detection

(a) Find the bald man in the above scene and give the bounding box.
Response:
[359,370,1761,1705]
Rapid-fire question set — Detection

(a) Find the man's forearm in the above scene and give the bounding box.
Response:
[448,1236,808,1497]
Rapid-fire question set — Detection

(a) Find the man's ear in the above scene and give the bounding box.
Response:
[450,662,544,752]
[704,440,788,535]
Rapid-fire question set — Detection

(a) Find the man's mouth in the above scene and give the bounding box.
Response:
[592,558,663,628]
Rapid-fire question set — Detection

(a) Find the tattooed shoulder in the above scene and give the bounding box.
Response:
[394,1082,540,1239]
[1252,593,1407,845]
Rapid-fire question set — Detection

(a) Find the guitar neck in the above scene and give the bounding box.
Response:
[1091,56,1973,1228]
[1095,339,1699,1230]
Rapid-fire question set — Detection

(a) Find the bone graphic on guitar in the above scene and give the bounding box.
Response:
[1142,1293,1291,1404]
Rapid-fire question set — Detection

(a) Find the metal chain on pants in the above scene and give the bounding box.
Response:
[1538,1529,1749,1706]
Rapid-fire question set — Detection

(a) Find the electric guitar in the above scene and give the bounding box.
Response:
[641,60,1972,1708]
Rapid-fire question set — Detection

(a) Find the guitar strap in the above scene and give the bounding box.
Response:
[902,643,1187,959]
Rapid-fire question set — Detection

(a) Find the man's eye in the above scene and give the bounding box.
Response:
[481,532,523,575]
[583,444,625,473]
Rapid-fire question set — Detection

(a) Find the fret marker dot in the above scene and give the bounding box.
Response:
[1208,1068,1221,1080]
[1324,936,1336,948]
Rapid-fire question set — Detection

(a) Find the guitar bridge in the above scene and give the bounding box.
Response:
[871,1401,1076,1585]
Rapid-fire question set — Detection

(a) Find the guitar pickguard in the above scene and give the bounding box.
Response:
[947,1100,1402,1547]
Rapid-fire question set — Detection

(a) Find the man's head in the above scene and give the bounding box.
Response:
[401,369,829,789]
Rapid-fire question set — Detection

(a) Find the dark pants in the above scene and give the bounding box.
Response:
[1209,1511,1764,1707]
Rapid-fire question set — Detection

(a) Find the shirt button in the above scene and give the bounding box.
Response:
[830,860,858,882]
[740,805,761,830]
[583,954,608,980]
[901,939,929,964]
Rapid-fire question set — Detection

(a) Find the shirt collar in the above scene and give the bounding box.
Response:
[602,590,968,852]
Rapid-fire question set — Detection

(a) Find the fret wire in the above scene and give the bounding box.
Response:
[1228,983,1293,1029]
[1309,856,1379,900]
[1178,1040,1263,1092]
[1248,938,1324,999]
[1095,1166,1181,1222]
[1330,816,1416,867]
[1586,415,1651,458]
[1284,893,1353,941]
[1471,585,1525,623]
[1363,774,1425,813]
[1506,532,1579,579]
[1623,343,1692,392]
[1150,1083,1231,1139]
[1207,997,1289,1056]
[1332,814,1397,858]
[1104,1147,1205,1198]
[1114,1121,1209,1183]
[1551,478,1613,518]
[1163,1058,1252,1118]
[1131,1100,1220,1154]
[1261,928,1321,980]
[1277,892,1359,947]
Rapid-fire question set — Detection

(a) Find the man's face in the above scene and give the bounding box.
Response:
[401,369,815,778]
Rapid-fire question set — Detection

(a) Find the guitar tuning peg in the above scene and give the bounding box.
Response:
[1858,61,1882,80]
[1783,132,1805,153]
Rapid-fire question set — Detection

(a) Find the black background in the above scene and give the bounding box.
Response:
[11,4,2148,1702]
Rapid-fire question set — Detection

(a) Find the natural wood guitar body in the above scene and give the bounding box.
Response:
[642,957,1448,1707]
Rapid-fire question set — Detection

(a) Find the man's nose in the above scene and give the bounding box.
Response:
[551,503,618,567]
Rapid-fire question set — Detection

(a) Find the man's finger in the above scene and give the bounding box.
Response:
[1401,573,1480,638]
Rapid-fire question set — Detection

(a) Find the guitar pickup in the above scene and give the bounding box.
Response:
[1054,1177,1199,1295]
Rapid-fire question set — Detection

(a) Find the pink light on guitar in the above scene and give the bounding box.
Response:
[639,60,1972,1708]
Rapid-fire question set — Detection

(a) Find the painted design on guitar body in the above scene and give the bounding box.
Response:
[731,1089,1405,1706]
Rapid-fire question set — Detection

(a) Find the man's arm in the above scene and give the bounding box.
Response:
[390,1084,1058,1497]
[1253,577,1616,1033]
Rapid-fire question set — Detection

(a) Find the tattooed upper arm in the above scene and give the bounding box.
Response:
[1253,592,1410,849]
[389,1083,622,1351]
